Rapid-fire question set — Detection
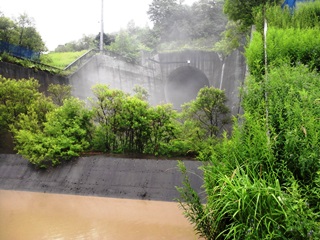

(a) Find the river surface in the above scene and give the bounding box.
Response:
[0,190,199,240]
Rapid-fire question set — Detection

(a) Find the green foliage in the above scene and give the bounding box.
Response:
[90,84,127,152]
[146,104,181,156]
[14,98,93,167]
[181,86,231,139]
[54,34,98,52]
[0,15,16,43]
[0,76,41,131]
[47,83,72,106]
[254,1,320,31]
[213,21,244,57]
[42,50,87,69]
[202,163,319,239]
[133,85,149,101]
[176,161,214,238]
[91,84,179,155]
[224,0,281,29]
[147,0,227,51]
[177,64,320,239]
[106,31,142,63]
[244,65,320,187]
[245,27,320,76]
[0,52,63,75]
[0,12,46,52]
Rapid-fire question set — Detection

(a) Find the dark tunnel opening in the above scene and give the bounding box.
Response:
[165,66,209,108]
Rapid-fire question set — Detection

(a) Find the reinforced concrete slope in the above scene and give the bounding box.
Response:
[0,154,203,202]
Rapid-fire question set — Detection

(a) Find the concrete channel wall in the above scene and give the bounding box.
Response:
[0,154,204,202]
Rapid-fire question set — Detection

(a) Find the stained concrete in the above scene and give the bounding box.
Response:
[0,61,68,93]
[0,154,204,202]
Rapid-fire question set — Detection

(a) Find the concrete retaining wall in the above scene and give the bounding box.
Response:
[69,55,165,105]
[0,61,68,93]
[0,154,204,202]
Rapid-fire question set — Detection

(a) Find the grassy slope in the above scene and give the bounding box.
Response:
[42,50,87,69]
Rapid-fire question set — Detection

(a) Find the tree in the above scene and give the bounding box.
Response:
[107,30,141,63]
[20,26,46,52]
[0,15,16,43]
[189,0,226,39]
[148,0,178,28]
[91,84,127,152]
[94,32,115,48]
[182,86,231,138]
[14,13,46,51]
[224,0,281,28]
[148,0,184,41]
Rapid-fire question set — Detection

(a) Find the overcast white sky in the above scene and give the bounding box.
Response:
[1,0,197,51]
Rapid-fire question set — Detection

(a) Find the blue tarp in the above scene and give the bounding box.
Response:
[0,41,40,60]
[282,0,315,9]
[282,0,297,9]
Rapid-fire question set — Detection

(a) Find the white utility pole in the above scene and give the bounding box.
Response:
[100,0,104,52]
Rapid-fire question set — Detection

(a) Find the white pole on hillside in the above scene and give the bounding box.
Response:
[100,0,104,52]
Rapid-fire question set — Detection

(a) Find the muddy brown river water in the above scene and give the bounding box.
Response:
[0,190,200,239]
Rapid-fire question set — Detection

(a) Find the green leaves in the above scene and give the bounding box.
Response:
[13,97,93,167]
[181,86,231,139]
[91,84,179,155]
[0,76,41,131]
[177,3,320,237]
[246,27,320,77]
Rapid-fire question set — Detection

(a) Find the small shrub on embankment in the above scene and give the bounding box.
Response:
[13,98,93,167]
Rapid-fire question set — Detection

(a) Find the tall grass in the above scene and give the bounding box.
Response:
[177,64,320,239]
[254,1,320,31]
[245,27,320,77]
[40,50,87,69]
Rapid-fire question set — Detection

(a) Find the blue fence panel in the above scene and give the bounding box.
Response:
[0,41,40,61]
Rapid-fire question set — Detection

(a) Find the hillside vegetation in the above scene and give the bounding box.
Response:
[177,1,320,239]
[40,50,87,69]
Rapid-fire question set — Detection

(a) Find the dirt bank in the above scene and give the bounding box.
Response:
[0,154,203,202]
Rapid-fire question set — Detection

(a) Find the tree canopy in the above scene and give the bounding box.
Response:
[0,13,46,52]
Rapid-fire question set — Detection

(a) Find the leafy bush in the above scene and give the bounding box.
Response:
[91,84,180,155]
[14,98,93,167]
[0,76,42,132]
[181,86,231,139]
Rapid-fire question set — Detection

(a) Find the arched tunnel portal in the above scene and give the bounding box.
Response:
[165,66,209,108]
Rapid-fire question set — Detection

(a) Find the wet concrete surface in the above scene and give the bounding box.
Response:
[0,154,204,202]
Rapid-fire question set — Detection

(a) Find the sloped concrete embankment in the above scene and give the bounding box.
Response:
[0,154,203,202]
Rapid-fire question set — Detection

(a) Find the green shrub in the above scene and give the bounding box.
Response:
[91,84,180,156]
[14,98,93,167]
[0,76,42,131]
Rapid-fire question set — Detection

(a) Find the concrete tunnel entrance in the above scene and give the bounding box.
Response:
[165,66,209,108]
